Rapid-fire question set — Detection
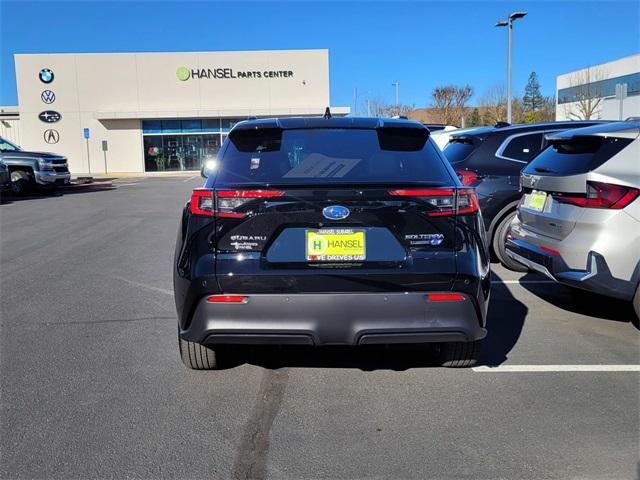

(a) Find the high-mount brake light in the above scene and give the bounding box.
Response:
[389,188,479,217]
[426,293,466,302]
[554,181,639,210]
[213,189,285,218]
[207,295,249,304]
[190,189,214,216]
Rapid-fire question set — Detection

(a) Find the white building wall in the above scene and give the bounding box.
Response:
[556,54,640,121]
[15,49,333,174]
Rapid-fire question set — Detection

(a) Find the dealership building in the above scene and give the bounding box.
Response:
[9,49,347,174]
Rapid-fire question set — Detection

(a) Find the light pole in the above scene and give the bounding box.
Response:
[495,11,527,123]
[391,82,400,113]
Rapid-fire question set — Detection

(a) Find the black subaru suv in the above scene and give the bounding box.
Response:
[173,116,490,369]
[442,121,603,270]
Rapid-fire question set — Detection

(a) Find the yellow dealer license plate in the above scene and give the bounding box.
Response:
[306,229,366,262]
[527,191,547,212]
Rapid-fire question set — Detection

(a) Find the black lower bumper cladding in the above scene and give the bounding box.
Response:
[180,292,486,346]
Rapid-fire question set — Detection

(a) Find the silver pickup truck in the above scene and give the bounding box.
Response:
[0,137,71,194]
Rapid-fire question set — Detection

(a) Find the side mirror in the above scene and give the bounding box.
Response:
[201,158,218,178]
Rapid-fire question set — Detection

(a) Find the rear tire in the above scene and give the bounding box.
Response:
[178,336,220,370]
[633,284,640,325]
[493,211,528,272]
[439,340,483,368]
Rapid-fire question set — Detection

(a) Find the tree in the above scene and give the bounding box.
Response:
[363,97,414,117]
[479,85,507,124]
[523,72,544,117]
[563,66,607,120]
[430,84,474,125]
[467,108,482,126]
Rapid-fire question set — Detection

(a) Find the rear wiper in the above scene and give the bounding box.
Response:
[533,167,557,174]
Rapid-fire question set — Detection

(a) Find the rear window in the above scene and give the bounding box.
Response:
[524,136,633,176]
[214,128,453,185]
[442,141,476,163]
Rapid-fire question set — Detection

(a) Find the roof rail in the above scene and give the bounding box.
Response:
[323,107,332,119]
[494,121,511,128]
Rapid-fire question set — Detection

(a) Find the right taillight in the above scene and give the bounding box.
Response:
[456,169,478,186]
[388,188,479,217]
[554,181,639,210]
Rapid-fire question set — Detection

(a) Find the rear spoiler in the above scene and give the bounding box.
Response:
[544,121,640,142]
[229,117,430,152]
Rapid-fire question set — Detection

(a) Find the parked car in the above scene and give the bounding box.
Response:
[506,120,640,318]
[0,159,10,190]
[0,137,71,194]
[430,125,481,150]
[174,116,490,369]
[440,120,604,270]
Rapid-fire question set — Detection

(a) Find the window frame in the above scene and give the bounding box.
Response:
[495,130,551,164]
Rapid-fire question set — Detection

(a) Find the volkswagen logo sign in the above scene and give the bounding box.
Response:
[322,205,350,220]
[38,111,61,123]
[41,90,56,104]
[39,68,54,84]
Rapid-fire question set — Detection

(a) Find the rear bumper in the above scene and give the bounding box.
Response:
[505,239,636,300]
[180,292,486,346]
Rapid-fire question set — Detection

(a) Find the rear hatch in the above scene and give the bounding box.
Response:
[204,122,472,294]
[519,127,636,240]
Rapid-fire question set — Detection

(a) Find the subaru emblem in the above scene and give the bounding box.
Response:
[322,205,350,220]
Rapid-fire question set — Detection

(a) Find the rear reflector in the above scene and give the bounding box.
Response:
[389,188,479,217]
[426,293,466,302]
[539,245,561,256]
[206,295,249,304]
[554,181,639,210]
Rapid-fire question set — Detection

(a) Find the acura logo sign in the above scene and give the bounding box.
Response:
[43,129,59,144]
[38,111,61,123]
[41,90,56,104]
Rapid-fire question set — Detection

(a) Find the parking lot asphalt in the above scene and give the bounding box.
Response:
[1,177,638,480]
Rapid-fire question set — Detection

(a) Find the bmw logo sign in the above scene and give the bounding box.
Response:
[322,205,350,220]
[39,68,54,84]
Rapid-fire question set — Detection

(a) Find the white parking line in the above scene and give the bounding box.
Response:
[109,275,173,295]
[473,365,640,372]
[182,175,198,182]
[491,280,555,284]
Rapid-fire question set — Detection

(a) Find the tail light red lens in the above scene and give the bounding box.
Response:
[539,245,561,256]
[190,189,214,216]
[554,181,639,210]
[389,188,479,217]
[190,189,284,218]
[426,293,466,302]
[456,169,478,186]
[207,295,249,304]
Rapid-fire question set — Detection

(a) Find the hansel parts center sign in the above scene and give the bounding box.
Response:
[176,66,294,81]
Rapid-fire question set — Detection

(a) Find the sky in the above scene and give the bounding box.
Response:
[1,0,638,112]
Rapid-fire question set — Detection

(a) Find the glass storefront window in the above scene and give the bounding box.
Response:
[142,118,237,171]
[221,118,244,132]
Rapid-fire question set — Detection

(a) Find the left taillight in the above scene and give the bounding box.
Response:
[190,189,214,216]
[388,188,479,217]
[190,189,285,218]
